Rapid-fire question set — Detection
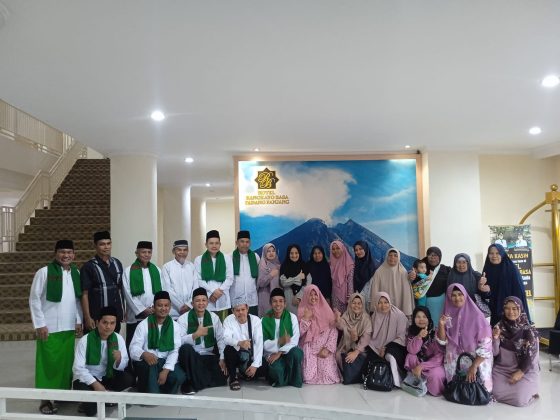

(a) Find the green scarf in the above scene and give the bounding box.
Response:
[46,260,82,302]
[186,309,216,348]
[232,249,258,278]
[147,314,174,352]
[129,259,162,297]
[262,309,293,341]
[85,329,119,378]
[200,251,226,282]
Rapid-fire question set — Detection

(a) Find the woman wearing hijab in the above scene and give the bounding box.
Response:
[370,248,414,318]
[329,240,354,313]
[297,285,341,384]
[280,244,312,314]
[410,246,450,325]
[492,296,539,406]
[366,292,408,388]
[307,246,332,305]
[482,243,530,326]
[437,283,493,392]
[404,306,445,396]
[334,293,372,384]
[353,241,377,312]
[447,253,491,317]
[257,243,281,316]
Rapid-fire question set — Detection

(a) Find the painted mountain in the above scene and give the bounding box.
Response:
[254,218,417,270]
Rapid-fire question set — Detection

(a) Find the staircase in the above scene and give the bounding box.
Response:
[0,159,110,341]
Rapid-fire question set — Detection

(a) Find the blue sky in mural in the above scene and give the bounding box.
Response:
[239,159,419,256]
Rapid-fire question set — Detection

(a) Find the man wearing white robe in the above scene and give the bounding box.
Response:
[229,230,260,316]
[162,239,197,320]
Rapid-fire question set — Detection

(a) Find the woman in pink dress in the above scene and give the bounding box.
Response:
[329,240,354,313]
[298,285,341,384]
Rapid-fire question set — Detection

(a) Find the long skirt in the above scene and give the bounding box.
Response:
[179,344,227,391]
[35,330,75,389]
[266,347,304,388]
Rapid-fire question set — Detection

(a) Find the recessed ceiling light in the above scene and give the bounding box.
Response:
[529,126,542,135]
[404,145,411,149]
[541,75,560,88]
[253,148,260,152]
[150,110,165,121]
[205,183,211,187]
[184,157,194,163]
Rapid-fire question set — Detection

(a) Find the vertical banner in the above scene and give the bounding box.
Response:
[236,156,423,269]
[489,224,534,320]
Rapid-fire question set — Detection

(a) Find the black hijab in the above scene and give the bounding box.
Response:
[280,244,308,295]
[352,240,377,292]
[308,245,332,299]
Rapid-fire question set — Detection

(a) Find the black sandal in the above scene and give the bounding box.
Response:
[39,400,57,415]
[229,379,241,391]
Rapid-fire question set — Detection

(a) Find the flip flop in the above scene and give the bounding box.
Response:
[39,401,57,415]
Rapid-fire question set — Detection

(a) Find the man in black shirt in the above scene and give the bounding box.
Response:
[80,231,124,333]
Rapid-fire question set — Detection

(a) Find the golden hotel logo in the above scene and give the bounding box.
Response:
[254,168,279,189]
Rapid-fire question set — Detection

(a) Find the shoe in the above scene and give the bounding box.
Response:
[181,383,196,395]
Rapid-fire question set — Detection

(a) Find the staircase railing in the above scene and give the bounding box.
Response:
[0,141,88,252]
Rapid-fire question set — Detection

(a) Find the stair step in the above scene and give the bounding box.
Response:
[0,260,88,274]
[16,240,95,252]
[0,275,33,286]
[51,201,110,208]
[24,223,110,234]
[0,296,29,310]
[0,283,32,295]
[34,208,109,217]
[0,309,32,324]
[0,323,36,341]
[0,250,95,263]
[53,192,109,201]
[30,216,109,226]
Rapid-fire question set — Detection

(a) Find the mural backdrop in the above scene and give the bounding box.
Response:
[236,157,423,269]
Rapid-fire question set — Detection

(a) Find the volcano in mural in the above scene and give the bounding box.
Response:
[255,218,416,270]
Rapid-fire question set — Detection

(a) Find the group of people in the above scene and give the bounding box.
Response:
[28,229,540,416]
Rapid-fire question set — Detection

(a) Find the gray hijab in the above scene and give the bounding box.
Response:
[447,253,479,299]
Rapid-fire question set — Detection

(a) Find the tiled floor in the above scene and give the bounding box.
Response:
[1,340,559,419]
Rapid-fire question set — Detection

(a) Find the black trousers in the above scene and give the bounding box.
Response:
[223,345,267,382]
[178,344,227,391]
[73,370,135,416]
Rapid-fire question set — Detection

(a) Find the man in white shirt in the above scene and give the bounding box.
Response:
[262,288,303,387]
[129,291,185,394]
[162,239,197,320]
[72,306,134,416]
[122,241,162,349]
[229,230,260,316]
[177,287,227,394]
[29,239,82,415]
[194,230,234,321]
[222,298,265,390]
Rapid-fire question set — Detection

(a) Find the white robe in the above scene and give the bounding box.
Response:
[193,254,234,311]
[262,312,300,357]
[228,252,260,308]
[129,317,181,371]
[161,259,197,319]
[177,310,225,358]
[122,264,162,323]
[223,314,263,368]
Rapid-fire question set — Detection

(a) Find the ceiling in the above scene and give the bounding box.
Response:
[1,0,559,197]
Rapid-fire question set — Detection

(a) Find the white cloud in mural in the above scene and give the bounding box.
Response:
[240,165,355,224]
[370,186,416,204]
[365,213,418,227]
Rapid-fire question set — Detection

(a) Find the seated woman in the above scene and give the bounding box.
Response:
[280,244,312,314]
[329,240,354,313]
[308,245,332,306]
[492,296,539,406]
[404,306,445,396]
[334,293,372,384]
[257,243,281,316]
[482,243,531,326]
[437,283,493,393]
[370,248,414,319]
[447,253,491,317]
[366,292,408,388]
[297,285,341,384]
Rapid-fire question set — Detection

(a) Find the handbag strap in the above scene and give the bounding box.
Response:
[455,352,476,374]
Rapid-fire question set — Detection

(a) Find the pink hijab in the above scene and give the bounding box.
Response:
[443,283,491,353]
[297,284,335,344]
[329,240,354,288]
[368,292,408,354]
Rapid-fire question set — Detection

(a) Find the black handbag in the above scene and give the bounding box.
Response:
[443,352,491,406]
[362,359,393,392]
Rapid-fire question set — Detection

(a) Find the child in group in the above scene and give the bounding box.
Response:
[410,259,431,307]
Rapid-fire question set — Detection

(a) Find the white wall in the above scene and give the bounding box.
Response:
[205,198,235,254]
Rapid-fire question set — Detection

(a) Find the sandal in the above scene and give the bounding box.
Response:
[229,379,241,391]
[39,400,58,415]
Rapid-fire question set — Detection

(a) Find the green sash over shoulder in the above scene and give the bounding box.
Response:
[129,259,161,297]
[85,329,119,378]
[262,309,293,341]
[200,251,226,282]
[186,310,216,348]
[46,261,81,302]
[147,314,174,352]
[232,249,258,278]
